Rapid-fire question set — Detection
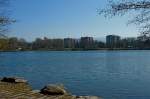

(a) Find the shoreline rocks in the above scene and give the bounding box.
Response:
[1,77,27,83]
[40,84,68,95]
[75,96,100,99]
[0,77,101,99]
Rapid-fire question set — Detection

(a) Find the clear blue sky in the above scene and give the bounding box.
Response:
[10,0,139,41]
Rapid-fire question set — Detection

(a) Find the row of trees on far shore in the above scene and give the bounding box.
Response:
[1,36,150,51]
[0,37,105,51]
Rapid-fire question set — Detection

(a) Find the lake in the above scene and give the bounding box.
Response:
[0,50,150,99]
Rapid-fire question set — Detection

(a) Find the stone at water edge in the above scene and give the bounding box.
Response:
[0,77,101,98]
[15,78,27,83]
[76,96,101,99]
[1,77,27,83]
[40,84,68,95]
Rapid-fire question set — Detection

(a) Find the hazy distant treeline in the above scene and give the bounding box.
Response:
[0,36,150,51]
[0,37,105,51]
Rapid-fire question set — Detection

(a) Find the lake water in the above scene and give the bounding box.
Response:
[0,51,150,99]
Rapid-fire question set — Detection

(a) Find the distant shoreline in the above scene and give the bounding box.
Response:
[1,48,150,52]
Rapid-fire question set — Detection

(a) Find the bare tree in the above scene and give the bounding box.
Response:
[99,0,150,36]
[0,0,14,37]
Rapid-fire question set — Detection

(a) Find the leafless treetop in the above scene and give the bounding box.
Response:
[99,0,150,36]
[0,0,14,37]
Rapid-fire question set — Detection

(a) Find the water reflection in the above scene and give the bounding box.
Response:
[105,51,121,74]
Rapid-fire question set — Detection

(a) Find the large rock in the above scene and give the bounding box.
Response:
[40,84,68,95]
[1,77,27,83]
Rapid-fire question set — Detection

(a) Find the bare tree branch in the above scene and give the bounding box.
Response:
[0,0,14,37]
[99,0,150,35]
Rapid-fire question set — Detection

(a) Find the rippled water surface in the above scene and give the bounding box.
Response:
[0,51,150,99]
